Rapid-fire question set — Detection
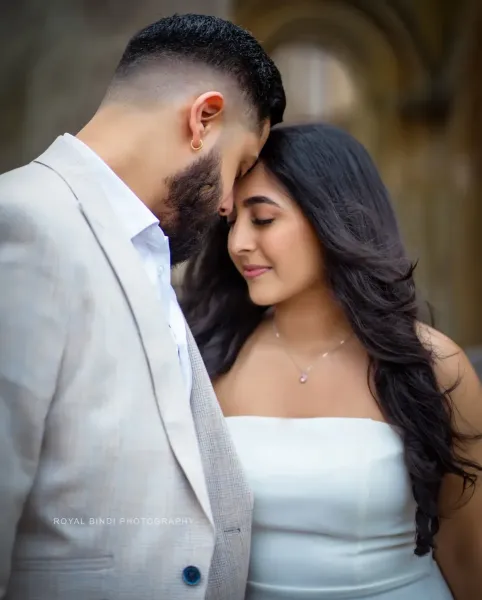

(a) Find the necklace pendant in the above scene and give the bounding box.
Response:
[299,373,308,384]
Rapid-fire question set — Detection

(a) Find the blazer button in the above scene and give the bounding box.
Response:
[182,565,201,586]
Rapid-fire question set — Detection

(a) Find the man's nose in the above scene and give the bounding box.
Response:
[218,190,234,217]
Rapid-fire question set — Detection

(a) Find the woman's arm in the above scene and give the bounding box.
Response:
[431,331,482,599]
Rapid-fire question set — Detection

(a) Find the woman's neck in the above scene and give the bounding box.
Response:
[272,286,351,353]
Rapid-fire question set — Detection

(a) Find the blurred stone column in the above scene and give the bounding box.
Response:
[400,126,458,337]
[379,105,480,346]
[448,0,482,347]
[0,0,44,173]
[271,42,357,123]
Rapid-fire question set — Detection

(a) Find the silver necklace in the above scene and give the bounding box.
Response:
[273,321,350,384]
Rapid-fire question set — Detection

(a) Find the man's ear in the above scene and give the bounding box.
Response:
[188,91,225,149]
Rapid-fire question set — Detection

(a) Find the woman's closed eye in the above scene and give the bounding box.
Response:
[253,218,274,226]
[226,217,274,228]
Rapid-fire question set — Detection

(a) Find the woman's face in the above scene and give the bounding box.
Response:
[228,162,324,306]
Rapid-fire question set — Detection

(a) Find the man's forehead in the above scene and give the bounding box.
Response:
[260,119,270,146]
[241,119,270,162]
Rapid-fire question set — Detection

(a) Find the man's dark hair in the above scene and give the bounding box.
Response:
[111,13,285,127]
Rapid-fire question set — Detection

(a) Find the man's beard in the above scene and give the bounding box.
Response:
[160,147,223,266]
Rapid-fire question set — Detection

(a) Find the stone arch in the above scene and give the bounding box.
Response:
[235,0,429,103]
[234,0,432,171]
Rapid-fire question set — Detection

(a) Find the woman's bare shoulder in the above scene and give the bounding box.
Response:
[417,322,481,431]
[416,322,471,386]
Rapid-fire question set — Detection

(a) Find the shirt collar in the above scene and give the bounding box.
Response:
[63,133,166,247]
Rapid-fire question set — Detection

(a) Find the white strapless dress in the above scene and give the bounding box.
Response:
[226,417,453,600]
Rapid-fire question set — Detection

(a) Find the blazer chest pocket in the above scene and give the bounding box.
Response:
[7,556,114,600]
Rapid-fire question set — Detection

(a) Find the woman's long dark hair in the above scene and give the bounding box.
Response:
[181,123,481,556]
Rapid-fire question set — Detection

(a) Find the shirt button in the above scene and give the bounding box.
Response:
[182,565,201,586]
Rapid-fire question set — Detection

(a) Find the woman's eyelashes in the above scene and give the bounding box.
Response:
[252,218,274,226]
[226,217,274,229]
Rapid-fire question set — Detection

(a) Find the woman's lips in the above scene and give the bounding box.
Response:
[242,266,272,279]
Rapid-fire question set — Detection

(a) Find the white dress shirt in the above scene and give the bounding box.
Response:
[64,133,192,398]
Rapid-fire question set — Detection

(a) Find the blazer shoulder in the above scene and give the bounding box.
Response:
[0,160,77,210]
[0,160,84,239]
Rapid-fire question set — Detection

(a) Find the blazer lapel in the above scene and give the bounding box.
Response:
[34,137,214,526]
[186,326,253,516]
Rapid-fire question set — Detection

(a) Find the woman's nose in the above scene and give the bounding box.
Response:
[229,221,256,255]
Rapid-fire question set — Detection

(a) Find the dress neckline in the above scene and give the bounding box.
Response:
[225,415,399,433]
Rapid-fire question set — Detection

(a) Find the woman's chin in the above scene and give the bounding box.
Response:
[247,287,280,307]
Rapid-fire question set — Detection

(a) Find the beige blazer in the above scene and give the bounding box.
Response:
[0,137,252,600]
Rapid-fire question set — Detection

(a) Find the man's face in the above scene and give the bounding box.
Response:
[162,120,269,265]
